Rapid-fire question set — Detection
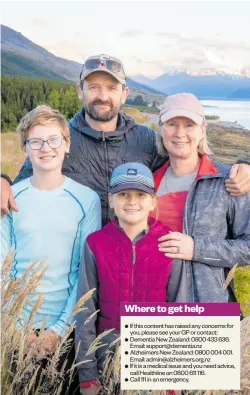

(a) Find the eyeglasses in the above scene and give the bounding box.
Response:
[25,136,65,150]
[80,56,126,81]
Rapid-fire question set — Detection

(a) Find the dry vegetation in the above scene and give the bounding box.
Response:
[123,107,149,124]
[3,253,248,395]
[1,132,25,180]
[206,124,250,164]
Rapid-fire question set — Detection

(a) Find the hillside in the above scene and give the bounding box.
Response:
[1,52,67,80]
[1,25,82,82]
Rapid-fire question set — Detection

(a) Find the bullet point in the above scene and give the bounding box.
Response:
[125,338,128,341]
[125,364,128,368]
[125,378,128,382]
[125,351,129,355]
[125,324,128,328]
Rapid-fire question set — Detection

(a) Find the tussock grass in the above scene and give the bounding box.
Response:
[1,132,25,180]
[123,107,149,124]
[1,253,109,395]
[1,253,249,394]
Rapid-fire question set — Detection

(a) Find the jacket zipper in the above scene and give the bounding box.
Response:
[102,132,110,224]
[183,182,195,302]
[132,245,136,301]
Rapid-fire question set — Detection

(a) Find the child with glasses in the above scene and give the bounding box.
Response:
[1,105,101,394]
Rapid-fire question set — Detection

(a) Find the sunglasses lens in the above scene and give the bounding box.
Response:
[106,60,122,72]
[82,58,125,81]
[84,59,102,70]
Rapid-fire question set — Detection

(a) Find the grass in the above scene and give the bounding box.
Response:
[2,253,249,395]
[206,125,250,164]
[1,254,76,395]
[1,253,112,395]
[124,105,160,115]
[1,132,25,180]
[123,107,149,124]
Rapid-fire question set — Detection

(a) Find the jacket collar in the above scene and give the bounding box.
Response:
[103,217,162,244]
[154,155,220,192]
[69,108,136,141]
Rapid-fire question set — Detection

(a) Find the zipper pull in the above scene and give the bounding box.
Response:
[132,245,136,264]
[102,132,105,142]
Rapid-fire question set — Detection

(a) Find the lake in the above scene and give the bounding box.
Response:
[201,99,250,130]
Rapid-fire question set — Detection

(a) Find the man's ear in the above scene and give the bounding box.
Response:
[77,83,83,101]
[121,86,129,105]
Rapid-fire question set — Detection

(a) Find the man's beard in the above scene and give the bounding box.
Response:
[84,99,121,122]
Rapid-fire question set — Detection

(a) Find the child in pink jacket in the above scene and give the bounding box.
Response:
[76,162,175,395]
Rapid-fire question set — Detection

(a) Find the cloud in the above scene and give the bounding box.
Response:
[45,41,86,62]
[30,17,51,27]
[120,30,143,38]
[156,32,181,39]
[156,32,250,52]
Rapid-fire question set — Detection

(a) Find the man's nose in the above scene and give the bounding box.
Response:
[98,88,109,101]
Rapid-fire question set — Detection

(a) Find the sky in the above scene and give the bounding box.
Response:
[1,0,250,77]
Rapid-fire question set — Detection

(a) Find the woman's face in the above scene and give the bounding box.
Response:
[161,116,205,160]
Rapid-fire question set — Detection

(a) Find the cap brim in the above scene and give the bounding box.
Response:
[161,109,204,125]
[81,69,126,85]
[110,183,155,194]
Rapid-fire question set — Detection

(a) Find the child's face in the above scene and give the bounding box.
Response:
[109,190,156,226]
[23,124,70,173]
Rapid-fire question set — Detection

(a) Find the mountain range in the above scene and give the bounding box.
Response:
[132,72,250,100]
[1,25,165,102]
[1,24,250,100]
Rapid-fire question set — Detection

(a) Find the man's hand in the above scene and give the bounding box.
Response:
[225,163,250,196]
[1,177,18,216]
[158,232,194,260]
[80,383,100,395]
[37,329,61,356]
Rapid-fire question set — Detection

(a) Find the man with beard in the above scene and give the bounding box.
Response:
[1,53,250,224]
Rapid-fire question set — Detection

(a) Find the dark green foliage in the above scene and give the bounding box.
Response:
[1,76,82,132]
[1,52,67,81]
[133,95,147,106]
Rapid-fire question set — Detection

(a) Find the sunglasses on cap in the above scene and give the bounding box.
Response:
[80,55,126,81]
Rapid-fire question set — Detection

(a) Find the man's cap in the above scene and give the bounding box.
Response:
[80,54,126,85]
[159,93,205,125]
[110,162,155,194]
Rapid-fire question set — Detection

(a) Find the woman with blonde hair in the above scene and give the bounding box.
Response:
[154,93,250,303]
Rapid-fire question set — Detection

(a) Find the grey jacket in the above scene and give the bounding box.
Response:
[13,109,166,225]
[183,160,250,302]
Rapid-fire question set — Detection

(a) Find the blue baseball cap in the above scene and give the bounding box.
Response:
[110,162,155,194]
